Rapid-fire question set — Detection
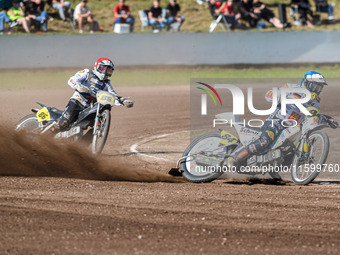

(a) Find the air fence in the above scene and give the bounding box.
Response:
[0,31,340,69]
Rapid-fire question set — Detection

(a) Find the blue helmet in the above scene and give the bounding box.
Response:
[300,71,328,95]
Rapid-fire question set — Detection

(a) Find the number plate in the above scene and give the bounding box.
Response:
[37,107,50,122]
[97,91,115,106]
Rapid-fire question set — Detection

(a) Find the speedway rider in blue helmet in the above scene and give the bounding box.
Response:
[227,71,337,168]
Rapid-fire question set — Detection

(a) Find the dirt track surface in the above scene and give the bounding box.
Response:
[1,85,340,254]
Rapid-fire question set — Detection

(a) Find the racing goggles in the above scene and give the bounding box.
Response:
[98,65,114,76]
[306,82,324,94]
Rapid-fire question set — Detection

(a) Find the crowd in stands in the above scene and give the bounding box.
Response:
[0,0,69,34]
[205,0,335,30]
[0,0,337,34]
[210,0,297,30]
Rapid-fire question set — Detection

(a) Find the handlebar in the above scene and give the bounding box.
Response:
[116,96,134,108]
[323,114,339,129]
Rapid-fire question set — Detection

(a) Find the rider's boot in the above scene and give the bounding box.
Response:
[42,118,68,135]
[226,156,237,168]
[50,122,61,134]
[226,146,251,168]
[42,121,60,134]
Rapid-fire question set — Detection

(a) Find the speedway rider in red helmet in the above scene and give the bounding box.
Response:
[51,57,131,132]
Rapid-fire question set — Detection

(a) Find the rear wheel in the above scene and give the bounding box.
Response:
[291,131,329,185]
[91,110,111,155]
[15,114,41,133]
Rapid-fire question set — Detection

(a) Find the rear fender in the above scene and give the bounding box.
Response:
[219,129,239,145]
[34,102,63,121]
[37,102,48,108]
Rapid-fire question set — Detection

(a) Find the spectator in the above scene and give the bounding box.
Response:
[290,0,314,28]
[252,0,287,29]
[22,0,48,32]
[208,0,230,28]
[148,0,167,33]
[74,0,93,33]
[209,0,248,30]
[222,0,249,30]
[238,0,267,29]
[208,0,223,17]
[51,0,70,21]
[238,0,256,27]
[34,0,46,12]
[7,0,31,33]
[113,0,135,32]
[0,10,18,34]
[314,0,334,20]
[166,0,185,31]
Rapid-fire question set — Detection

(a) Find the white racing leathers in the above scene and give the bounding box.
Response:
[230,83,324,164]
[68,68,119,107]
[265,83,323,133]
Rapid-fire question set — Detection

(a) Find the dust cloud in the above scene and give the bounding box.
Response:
[0,126,181,183]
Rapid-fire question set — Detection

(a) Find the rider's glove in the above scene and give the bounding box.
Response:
[329,120,338,129]
[123,100,134,108]
[118,96,134,108]
[114,96,124,106]
[75,83,92,93]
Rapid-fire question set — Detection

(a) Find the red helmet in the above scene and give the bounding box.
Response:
[93,57,114,81]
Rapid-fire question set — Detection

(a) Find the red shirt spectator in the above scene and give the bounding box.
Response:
[222,4,234,15]
[114,0,130,22]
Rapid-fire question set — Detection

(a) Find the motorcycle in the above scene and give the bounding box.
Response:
[15,90,134,155]
[169,112,339,185]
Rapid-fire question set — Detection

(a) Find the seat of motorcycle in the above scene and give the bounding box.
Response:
[50,107,63,116]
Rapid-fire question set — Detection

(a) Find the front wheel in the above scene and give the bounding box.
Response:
[180,132,236,183]
[291,131,329,185]
[91,110,111,155]
[15,114,41,133]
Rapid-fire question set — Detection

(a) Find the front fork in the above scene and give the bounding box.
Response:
[296,135,310,161]
[93,103,101,136]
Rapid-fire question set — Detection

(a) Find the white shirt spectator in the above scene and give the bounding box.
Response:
[74,2,91,21]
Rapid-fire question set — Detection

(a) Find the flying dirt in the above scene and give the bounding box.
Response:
[0,126,181,183]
